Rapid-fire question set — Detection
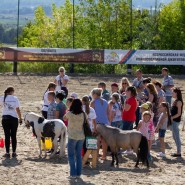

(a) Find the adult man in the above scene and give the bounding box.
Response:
[162,67,174,106]
[132,69,144,93]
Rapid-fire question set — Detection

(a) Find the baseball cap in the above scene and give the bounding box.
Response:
[70,92,78,99]
[111,83,119,87]
[139,103,150,110]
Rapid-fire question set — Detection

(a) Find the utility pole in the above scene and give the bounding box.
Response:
[13,0,20,75]
[127,0,132,75]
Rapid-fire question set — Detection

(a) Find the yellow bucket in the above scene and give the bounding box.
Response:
[41,137,52,150]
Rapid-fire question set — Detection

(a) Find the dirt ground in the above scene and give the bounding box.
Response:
[0,74,185,185]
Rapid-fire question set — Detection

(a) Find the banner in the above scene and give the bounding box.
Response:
[0,47,185,65]
[0,47,104,63]
[104,50,185,65]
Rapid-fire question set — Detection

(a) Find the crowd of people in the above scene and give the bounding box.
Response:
[0,66,184,179]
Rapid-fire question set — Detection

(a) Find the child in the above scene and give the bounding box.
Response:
[42,82,56,119]
[55,91,67,121]
[137,111,152,140]
[47,91,56,120]
[139,103,155,156]
[109,93,123,129]
[155,102,171,157]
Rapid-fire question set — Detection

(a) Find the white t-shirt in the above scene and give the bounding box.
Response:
[55,75,69,92]
[42,91,49,111]
[111,102,122,122]
[0,95,20,118]
[83,105,97,131]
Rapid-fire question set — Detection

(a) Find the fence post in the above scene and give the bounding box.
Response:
[127,64,132,75]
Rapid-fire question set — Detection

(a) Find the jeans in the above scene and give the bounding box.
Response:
[111,120,123,129]
[166,96,172,107]
[67,138,84,177]
[172,121,181,153]
[122,120,133,130]
[2,117,18,153]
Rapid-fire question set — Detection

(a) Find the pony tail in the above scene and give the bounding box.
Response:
[166,102,172,127]
[85,101,90,115]
[4,89,8,103]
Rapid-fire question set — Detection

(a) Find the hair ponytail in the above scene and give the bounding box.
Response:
[4,87,14,103]
[82,96,90,115]
[161,102,171,127]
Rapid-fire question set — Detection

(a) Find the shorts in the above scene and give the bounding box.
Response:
[159,129,166,138]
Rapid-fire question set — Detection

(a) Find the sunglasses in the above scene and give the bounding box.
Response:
[122,83,127,85]
[60,71,64,72]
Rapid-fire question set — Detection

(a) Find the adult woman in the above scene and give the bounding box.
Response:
[119,77,131,95]
[63,99,85,178]
[0,87,22,158]
[54,67,69,97]
[171,88,183,157]
[146,83,159,126]
[90,88,109,160]
[122,86,137,130]
[42,82,56,119]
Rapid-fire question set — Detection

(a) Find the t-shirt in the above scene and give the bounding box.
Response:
[112,102,122,122]
[138,120,150,140]
[93,98,109,125]
[0,95,20,118]
[55,75,69,92]
[56,101,66,121]
[157,112,168,130]
[102,89,111,101]
[65,111,85,140]
[47,101,57,120]
[83,105,97,131]
[162,75,174,97]
[133,77,144,89]
[122,97,137,122]
[158,89,165,100]
[42,91,49,112]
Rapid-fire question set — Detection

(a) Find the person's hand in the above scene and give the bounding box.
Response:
[155,128,159,133]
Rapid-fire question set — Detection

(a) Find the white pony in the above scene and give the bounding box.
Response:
[24,112,67,158]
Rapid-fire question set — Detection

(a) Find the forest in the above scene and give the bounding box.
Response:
[0,0,184,74]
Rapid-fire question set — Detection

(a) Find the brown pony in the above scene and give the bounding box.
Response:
[96,124,149,168]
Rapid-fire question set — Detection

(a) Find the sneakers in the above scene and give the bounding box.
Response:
[12,153,18,158]
[157,152,166,158]
[3,153,10,158]
[123,150,133,155]
[171,153,181,157]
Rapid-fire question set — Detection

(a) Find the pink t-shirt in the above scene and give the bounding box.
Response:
[138,120,150,140]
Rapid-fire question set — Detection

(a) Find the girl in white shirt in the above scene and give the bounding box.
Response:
[0,87,22,158]
[42,82,56,119]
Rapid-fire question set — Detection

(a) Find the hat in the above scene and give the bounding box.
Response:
[111,83,118,87]
[70,92,78,99]
[139,103,150,110]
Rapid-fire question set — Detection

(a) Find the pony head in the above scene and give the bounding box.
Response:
[24,112,44,129]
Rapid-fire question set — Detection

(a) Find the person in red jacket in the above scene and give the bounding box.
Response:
[122,86,137,130]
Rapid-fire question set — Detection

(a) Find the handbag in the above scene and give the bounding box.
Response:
[83,112,92,137]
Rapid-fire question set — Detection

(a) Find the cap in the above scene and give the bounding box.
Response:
[139,103,150,110]
[111,83,118,87]
[70,92,78,99]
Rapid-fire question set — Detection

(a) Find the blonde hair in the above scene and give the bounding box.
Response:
[120,77,131,92]
[142,111,152,118]
[58,67,65,73]
[91,88,102,97]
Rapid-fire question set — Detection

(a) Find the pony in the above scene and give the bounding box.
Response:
[96,124,149,168]
[24,112,67,158]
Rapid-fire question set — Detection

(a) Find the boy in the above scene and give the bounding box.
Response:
[47,91,56,120]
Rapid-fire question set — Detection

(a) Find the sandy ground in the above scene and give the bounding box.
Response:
[0,74,185,185]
